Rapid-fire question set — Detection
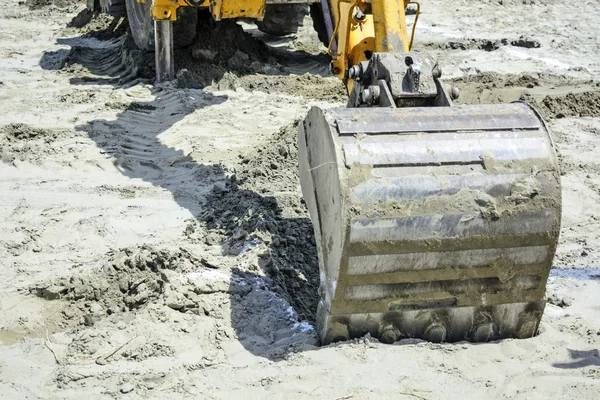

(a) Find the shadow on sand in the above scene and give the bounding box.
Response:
[40,13,324,361]
[553,348,600,369]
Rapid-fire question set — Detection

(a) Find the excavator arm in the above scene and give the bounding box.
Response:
[113,0,561,345]
[323,0,412,80]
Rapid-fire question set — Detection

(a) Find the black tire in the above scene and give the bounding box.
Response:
[125,0,198,52]
[310,4,329,47]
[255,4,308,36]
[86,0,100,13]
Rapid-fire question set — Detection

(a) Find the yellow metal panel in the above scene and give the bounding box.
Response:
[150,0,190,21]
[328,0,355,79]
[211,0,266,21]
[370,0,409,52]
[148,0,212,21]
[346,14,375,91]
[328,0,411,83]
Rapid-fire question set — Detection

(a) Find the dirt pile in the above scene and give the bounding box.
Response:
[176,15,341,97]
[449,72,600,119]
[1,123,50,140]
[236,121,301,195]
[66,7,92,28]
[173,13,273,88]
[59,8,340,98]
[540,91,600,119]
[67,11,128,40]
[448,72,544,106]
[30,241,316,363]
[191,16,269,67]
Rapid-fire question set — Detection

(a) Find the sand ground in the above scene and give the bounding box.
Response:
[0,0,599,399]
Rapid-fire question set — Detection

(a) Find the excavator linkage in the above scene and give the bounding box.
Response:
[101,0,563,345]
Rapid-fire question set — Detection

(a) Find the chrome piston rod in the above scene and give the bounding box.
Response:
[154,19,174,82]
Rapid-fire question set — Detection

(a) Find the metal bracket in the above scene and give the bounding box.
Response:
[347,52,452,108]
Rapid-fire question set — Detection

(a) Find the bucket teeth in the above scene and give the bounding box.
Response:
[298,103,561,345]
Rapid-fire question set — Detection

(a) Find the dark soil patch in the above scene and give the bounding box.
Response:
[172,12,274,88]
[72,13,129,41]
[201,122,320,323]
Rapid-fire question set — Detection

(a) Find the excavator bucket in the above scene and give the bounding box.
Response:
[298,102,561,344]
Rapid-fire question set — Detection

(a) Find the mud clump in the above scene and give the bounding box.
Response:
[121,341,176,361]
[547,293,572,308]
[67,7,93,28]
[442,39,506,52]
[510,37,541,49]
